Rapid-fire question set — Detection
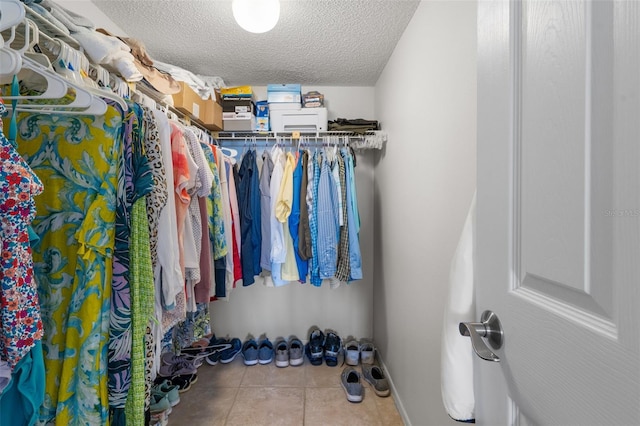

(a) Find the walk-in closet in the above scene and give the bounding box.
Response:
[0,0,478,424]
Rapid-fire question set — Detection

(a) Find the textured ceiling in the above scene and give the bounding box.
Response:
[90,0,420,86]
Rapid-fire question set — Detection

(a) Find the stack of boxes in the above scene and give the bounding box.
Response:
[268,84,328,133]
[219,84,329,133]
[172,82,223,131]
[221,85,256,132]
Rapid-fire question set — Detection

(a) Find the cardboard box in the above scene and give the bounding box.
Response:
[172,82,207,121]
[222,98,255,114]
[302,91,324,108]
[267,83,302,103]
[200,98,222,131]
[256,117,269,132]
[220,85,253,97]
[223,117,256,131]
[256,101,269,118]
[223,112,253,120]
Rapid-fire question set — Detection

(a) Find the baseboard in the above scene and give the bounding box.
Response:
[377,351,411,426]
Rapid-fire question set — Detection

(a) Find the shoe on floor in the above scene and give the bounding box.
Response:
[360,339,375,365]
[170,373,197,393]
[362,364,390,397]
[341,366,364,403]
[258,338,274,364]
[306,328,325,366]
[203,336,232,365]
[152,379,181,406]
[150,392,172,414]
[242,338,259,366]
[275,338,289,368]
[163,350,211,369]
[288,336,304,367]
[219,337,242,363]
[344,339,360,366]
[324,330,342,367]
[158,354,198,377]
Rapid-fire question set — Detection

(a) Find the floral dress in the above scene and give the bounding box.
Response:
[14,106,123,425]
[0,103,44,369]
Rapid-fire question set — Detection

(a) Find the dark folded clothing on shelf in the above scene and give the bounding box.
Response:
[328,118,379,134]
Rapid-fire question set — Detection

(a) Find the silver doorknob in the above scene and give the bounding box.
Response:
[459,310,503,362]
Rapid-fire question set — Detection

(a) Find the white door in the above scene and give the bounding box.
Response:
[476,0,639,424]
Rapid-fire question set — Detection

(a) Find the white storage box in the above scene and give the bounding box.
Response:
[270,107,327,133]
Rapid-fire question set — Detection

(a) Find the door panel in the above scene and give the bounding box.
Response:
[477,0,639,424]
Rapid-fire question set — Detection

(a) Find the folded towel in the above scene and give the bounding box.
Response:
[441,192,476,422]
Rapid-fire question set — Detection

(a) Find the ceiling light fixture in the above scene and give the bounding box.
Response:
[232,0,280,34]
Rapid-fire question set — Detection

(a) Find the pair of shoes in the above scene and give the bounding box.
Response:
[344,338,375,366]
[341,365,390,402]
[323,330,342,367]
[152,379,181,407]
[274,336,304,367]
[305,328,325,366]
[304,328,342,366]
[242,337,274,365]
[205,336,242,366]
[159,353,198,377]
[361,364,390,397]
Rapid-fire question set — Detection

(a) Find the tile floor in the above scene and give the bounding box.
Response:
[167,357,404,425]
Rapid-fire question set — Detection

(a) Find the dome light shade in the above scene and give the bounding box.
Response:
[232,0,280,34]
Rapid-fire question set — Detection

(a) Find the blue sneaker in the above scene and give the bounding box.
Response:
[219,338,242,364]
[324,330,342,367]
[242,339,259,366]
[306,328,325,366]
[258,338,274,364]
[205,336,233,366]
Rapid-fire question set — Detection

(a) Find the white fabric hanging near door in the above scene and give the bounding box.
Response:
[441,192,476,422]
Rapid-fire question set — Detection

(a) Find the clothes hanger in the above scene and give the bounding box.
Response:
[0,35,22,77]
[46,37,128,111]
[0,0,25,33]
[1,23,108,116]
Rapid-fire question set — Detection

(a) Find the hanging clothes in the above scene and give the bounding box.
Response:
[15,104,123,425]
[259,150,274,272]
[343,148,363,280]
[269,147,286,286]
[298,150,312,261]
[334,152,350,284]
[317,154,340,280]
[278,152,299,282]
[109,100,153,425]
[289,150,308,281]
[0,113,44,368]
[237,150,261,286]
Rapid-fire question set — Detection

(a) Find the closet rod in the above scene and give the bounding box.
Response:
[214,131,376,140]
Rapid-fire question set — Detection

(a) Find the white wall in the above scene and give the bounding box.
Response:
[374,1,477,424]
[53,0,129,35]
[210,86,377,342]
